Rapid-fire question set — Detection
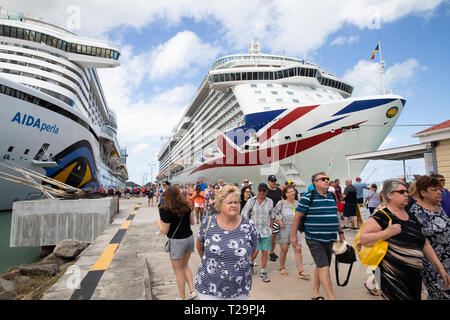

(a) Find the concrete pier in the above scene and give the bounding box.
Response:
[10,197,118,247]
[40,197,409,301]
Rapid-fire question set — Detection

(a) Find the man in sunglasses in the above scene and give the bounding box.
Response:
[291,172,344,300]
[240,178,255,196]
[241,183,275,283]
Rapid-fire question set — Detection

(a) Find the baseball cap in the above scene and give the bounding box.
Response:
[356,177,361,181]
[258,183,268,191]
[268,175,277,182]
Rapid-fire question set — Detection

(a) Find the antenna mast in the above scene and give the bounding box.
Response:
[378,39,386,95]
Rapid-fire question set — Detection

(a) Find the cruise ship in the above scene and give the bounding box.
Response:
[157,41,405,188]
[0,9,128,210]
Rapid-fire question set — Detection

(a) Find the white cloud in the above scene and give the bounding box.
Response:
[342,58,426,97]
[3,0,445,56]
[147,31,221,81]
[330,35,360,46]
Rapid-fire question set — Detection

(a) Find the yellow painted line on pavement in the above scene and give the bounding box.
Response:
[90,243,119,271]
[120,220,132,229]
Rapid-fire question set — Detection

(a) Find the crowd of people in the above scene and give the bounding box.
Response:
[152,172,450,301]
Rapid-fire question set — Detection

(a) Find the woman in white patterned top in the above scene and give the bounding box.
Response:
[196,185,258,300]
[273,185,310,279]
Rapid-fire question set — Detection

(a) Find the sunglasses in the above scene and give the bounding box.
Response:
[243,181,249,183]
[392,190,409,195]
[315,177,330,182]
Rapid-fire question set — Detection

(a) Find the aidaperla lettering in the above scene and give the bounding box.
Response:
[11,112,59,134]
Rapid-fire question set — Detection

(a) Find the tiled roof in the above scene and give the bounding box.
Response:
[416,120,450,135]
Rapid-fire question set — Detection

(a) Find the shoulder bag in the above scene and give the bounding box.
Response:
[335,244,357,287]
[352,208,392,271]
[298,190,315,233]
[164,215,183,253]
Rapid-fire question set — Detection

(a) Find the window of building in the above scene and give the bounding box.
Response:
[276,98,283,103]
[259,98,266,103]
[271,91,278,95]
[254,90,261,95]
[282,84,288,88]
[292,99,300,103]
[267,83,273,87]
[287,91,294,95]
[251,84,257,88]
[7,146,14,152]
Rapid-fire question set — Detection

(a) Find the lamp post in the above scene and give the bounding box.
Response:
[148,163,157,184]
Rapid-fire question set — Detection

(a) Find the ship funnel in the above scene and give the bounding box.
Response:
[249,40,261,54]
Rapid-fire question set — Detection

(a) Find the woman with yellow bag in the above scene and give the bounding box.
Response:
[358,178,450,300]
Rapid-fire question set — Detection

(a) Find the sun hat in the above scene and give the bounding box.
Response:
[332,240,348,255]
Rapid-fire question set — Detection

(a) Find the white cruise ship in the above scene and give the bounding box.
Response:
[0,9,128,210]
[157,41,405,188]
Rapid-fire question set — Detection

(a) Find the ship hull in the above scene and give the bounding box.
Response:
[162,95,405,189]
[0,81,123,210]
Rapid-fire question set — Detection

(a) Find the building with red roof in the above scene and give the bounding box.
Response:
[413,119,450,180]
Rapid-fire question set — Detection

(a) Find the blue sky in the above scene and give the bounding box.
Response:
[5,0,450,185]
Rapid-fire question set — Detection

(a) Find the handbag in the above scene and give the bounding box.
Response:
[334,244,357,287]
[298,190,315,233]
[352,209,392,271]
[272,201,283,234]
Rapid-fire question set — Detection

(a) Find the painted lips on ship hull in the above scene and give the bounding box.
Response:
[44,140,99,189]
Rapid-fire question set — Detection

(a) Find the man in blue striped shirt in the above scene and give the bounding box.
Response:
[291,172,344,300]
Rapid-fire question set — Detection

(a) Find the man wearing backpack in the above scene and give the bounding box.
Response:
[291,172,344,300]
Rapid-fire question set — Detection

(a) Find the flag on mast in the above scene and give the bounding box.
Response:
[370,43,379,60]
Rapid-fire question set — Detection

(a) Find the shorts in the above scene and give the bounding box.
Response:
[276,225,302,246]
[357,198,364,204]
[147,193,154,198]
[194,202,204,208]
[343,202,357,217]
[256,236,271,251]
[306,239,333,268]
[164,234,194,259]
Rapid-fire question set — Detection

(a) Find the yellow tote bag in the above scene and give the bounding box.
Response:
[353,209,392,271]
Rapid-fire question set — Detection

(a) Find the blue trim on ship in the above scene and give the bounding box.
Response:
[225,108,286,146]
[332,98,397,116]
[307,116,348,131]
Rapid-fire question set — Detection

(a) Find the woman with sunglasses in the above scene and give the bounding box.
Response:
[205,184,219,216]
[273,185,310,279]
[359,178,450,300]
[409,176,450,300]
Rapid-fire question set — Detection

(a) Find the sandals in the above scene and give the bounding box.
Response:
[311,296,325,300]
[364,281,380,296]
[298,271,311,280]
[280,268,288,276]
